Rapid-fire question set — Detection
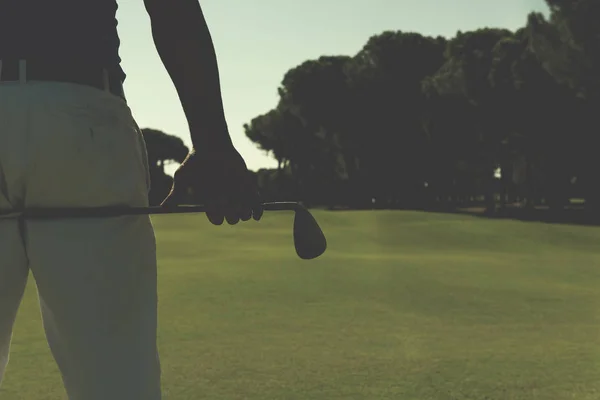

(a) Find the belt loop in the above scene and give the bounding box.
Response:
[19,60,26,83]
[102,68,110,92]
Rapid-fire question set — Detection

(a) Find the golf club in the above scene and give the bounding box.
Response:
[0,202,327,260]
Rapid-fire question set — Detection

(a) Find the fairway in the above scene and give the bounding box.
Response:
[2,210,600,399]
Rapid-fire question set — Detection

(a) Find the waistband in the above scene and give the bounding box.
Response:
[0,59,126,101]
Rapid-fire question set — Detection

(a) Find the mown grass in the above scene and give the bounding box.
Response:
[2,210,600,399]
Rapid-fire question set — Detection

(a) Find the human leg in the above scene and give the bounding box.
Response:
[22,81,160,399]
[0,82,32,385]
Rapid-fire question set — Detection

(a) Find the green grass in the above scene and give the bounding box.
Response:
[2,210,600,399]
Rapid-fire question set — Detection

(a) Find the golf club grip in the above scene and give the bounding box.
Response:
[141,201,301,215]
[14,201,301,219]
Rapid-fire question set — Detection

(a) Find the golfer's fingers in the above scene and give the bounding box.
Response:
[206,199,225,226]
[220,194,241,225]
[239,189,261,222]
[253,204,263,221]
[225,205,241,225]
[226,191,252,224]
[240,206,252,222]
[240,173,263,222]
[206,211,225,226]
[208,201,258,224]
[251,188,263,221]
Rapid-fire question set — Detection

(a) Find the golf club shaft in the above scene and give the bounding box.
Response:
[0,201,301,219]
[0,201,327,260]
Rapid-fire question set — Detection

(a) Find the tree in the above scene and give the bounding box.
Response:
[527,1,600,216]
[489,26,577,212]
[422,59,478,207]
[344,31,447,207]
[241,13,599,218]
[527,1,600,99]
[141,128,189,205]
[423,28,513,211]
[244,105,323,204]
[278,56,352,206]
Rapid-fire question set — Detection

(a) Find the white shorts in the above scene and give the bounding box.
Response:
[0,79,161,399]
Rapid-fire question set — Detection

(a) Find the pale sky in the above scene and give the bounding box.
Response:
[116,0,550,175]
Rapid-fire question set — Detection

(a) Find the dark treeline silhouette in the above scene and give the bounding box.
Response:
[239,0,600,220]
[140,0,599,222]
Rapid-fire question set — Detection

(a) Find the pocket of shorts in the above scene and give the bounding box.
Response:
[86,112,152,205]
[26,91,151,208]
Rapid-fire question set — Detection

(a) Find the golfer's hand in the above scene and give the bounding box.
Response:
[161,146,263,225]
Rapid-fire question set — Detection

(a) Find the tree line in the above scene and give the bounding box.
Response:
[241,0,600,216]
[142,0,599,219]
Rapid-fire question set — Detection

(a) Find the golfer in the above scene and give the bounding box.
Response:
[0,0,262,398]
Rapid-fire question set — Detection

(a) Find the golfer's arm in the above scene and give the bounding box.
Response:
[144,0,233,150]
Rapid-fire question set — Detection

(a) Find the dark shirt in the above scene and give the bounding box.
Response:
[0,0,126,82]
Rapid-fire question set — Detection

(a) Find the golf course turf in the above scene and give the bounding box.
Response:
[2,210,599,399]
